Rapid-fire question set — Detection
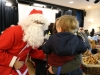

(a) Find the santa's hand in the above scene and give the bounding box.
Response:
[48,66,54,74]
[14,60,24,70]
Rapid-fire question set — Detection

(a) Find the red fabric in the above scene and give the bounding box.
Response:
[30,49,46,59]
[80,65,83,70]
[48,53,74,66]
[0,25,46,75]
[29,9,43,15]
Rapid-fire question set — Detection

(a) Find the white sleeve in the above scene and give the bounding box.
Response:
[9,56,17,67]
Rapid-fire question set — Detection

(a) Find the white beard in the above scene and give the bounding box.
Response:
[23,23,44,49]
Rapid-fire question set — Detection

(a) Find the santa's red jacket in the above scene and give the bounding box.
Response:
[0,26,46,75]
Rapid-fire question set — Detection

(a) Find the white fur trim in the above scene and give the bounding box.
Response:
[9,56,17,67]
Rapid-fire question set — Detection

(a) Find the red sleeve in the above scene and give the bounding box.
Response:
[0,27,17,67]
[30,48,46,59]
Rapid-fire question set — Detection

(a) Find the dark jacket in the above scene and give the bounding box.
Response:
[81,32,92,51]
[43,32,87,56]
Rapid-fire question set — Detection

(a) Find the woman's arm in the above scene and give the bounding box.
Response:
[26,60,35,75]
[52,54,82,74]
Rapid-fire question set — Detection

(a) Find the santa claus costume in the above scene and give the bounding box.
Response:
[0,9,49,75]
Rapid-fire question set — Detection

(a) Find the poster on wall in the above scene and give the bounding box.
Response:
[18,4,56,23]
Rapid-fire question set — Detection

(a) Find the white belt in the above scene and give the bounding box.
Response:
[16,68,28,75]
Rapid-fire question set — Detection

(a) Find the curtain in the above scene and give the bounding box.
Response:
[76,10,84,27]
[0,0,18,33]
[56,9,84,27]
[56,11,61,18]
[0,0,6,33]
[5,7,18,28]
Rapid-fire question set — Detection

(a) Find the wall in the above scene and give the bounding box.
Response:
[18,4,57,23]
[84,7,100,33]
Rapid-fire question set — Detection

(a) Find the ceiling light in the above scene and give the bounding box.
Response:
[5,2,12,6]
[88,6,91,8]
[69,1,74,4]
[33,3,46,7]
[89,19,94,23]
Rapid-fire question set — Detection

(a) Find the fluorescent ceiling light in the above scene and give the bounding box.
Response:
[69,1,74,4]
[33,3,46,7]
[5,2,12,6]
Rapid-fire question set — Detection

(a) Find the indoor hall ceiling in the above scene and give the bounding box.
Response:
[36,0,100,10]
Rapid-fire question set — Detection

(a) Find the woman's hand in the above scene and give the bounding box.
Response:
[48,66,54,74]
[14,60,24,70]
[26,60,35,75]
[26,60,33,68]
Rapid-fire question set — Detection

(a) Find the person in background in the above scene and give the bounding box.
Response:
[94,34,99,42]
[88,28,94,40]
[90,28,95,36]
[44,23,54,41]
[84,30,89,36]
[88,28,98,43]
[88,28,97,41]
[44,23,54,35]
[43,15,87,75]
[0,9,49,75]
[79,27,92,51]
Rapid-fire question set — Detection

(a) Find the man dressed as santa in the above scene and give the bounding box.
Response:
[0,9,49,75]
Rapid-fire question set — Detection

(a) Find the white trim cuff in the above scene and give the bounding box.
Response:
[9,56,17,67]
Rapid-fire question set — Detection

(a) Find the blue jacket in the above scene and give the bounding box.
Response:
[42,32,87,56]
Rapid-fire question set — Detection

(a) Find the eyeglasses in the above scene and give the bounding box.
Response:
[34,20,45,26]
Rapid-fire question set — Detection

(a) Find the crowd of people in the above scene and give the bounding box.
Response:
[0,9,99,75]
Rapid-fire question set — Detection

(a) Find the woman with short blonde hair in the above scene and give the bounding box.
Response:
[43,15,87,75]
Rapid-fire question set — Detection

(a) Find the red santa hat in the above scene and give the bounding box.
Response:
[29,9,43,15]
[18,9,49,31]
